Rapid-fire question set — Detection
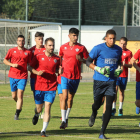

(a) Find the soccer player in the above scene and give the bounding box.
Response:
[86,29,123,139]
[28,37,60,137]
[3,35,31,120]
[29,32,45,96]
[111,37,132,116]
[29,32,45,119]
[130,49,140,117]
[59,28,89,129]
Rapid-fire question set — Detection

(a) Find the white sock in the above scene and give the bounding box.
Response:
[41,122,49,132]
[119,102,123,109]
[66,108,71,119]
[112,102,116,109]
[61,110,66,123]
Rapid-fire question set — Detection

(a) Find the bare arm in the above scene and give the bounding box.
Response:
[28,65,44,76]
[130,57,140,72]
[3,59,18,68]
[76,54,87,64]
[122,60,132,68]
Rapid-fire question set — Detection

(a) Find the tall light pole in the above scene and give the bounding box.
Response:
[78,0,81,43]
[125,0,128,37]
[25,0,28,48]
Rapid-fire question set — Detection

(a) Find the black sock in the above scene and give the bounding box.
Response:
[100,95,114,135]
[15,109,22,117]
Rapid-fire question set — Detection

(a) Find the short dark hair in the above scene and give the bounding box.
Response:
[35,32,44,37]
[69,28,79,35]
[45,37,55,45]
[106,29,116,37]
[120,37,128,42]
[17,35,25,40]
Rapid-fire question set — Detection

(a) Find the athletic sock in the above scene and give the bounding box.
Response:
[119,102,123,109]
[66,108,71,119]
[100,95,114,135]
[112,102,116,109]
[35,108,39,117]
[15,109,21,117]
[41,122,49,132]
[61,110,66,123]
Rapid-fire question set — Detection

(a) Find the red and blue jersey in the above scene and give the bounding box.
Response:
[5,47,31,79]
[59,42,89,79]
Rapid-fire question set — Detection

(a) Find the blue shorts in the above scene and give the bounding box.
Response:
[61,76,80,93]
[30,78,35,91]
[116,77,128,90]
[10,78,27,92]
[94,80,116,100]
[136,82,140,100]
[57,84,62,95]
[34,90,56,104]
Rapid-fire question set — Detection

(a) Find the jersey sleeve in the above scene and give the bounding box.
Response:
[59,46,63,57]
[5,49,12,60]
[134,50,140,60]
[82,46,89,59]
[89,46,100,60]
[128,51,133,62]
[30,55,38,68]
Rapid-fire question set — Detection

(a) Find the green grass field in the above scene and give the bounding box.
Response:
[0,82,139,140]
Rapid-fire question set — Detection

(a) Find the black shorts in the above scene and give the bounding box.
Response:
[93,80,116,100]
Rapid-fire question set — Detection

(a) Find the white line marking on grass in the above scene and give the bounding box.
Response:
[0,132,123,140]
[125,89,134,91]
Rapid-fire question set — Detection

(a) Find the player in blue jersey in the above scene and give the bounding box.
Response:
[86,29,123,139]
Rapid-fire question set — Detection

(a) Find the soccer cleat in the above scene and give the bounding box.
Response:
[118,109,123,116]
[99,134,108,139]
[40,131,47,137]
[136,107,140,114]
[88,114,95,127]
[66,119,68,127]
[60,121,67,129]
[32,115,39,125]
[111,108,116,116]
[14,114,19,120]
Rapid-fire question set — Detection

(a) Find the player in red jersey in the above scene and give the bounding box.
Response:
[59,28,89,129]
[29,32,45,119]
[28,37,60,137]
[3,35,31,120]
[131,49,140,115]
[111,37,132,116]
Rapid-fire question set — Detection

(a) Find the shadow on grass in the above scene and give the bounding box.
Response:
[52,115,90,119]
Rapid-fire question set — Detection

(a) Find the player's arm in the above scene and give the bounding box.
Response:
[130,57,140,72]
[28,65,44,76]
[86,56,110,77]
[114,57,123,77]
[122,61,132,68]
[76,54,86,64]
[3,59,18,68]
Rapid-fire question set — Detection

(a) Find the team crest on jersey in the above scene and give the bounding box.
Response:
[64,47,67,50]
[24,52,27,55]
[54,59,57,63]
[42,58,44,60]
[123,53,126,56]
[14,51,16,53]
[75,48,79,52]
[32,50,34,53]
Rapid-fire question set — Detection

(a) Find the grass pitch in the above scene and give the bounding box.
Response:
[0,82,139,140]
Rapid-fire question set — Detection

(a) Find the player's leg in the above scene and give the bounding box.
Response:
[40,90,56,137]
[14,79,27,120]
[118,77,127,116]
[32,90,44,125]
[99,81,116,139]
[99,95,115,139]
[89,80,105,127]
[111,78,120,116]
[60,76,69,129]
[65,79,80,127]
[102,97,106,121]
